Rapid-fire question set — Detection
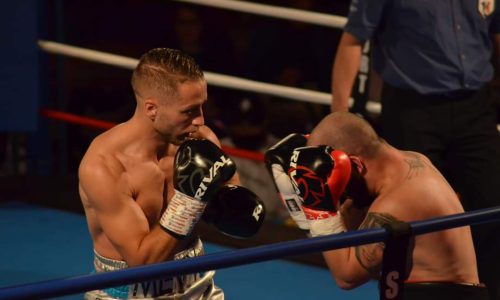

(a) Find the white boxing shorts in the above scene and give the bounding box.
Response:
[84,239,223,300]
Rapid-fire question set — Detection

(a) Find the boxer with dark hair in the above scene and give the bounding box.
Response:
[79,48,264,300]
[266,112,488,300]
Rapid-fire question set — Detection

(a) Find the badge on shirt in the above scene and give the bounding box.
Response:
[478,0,495,18]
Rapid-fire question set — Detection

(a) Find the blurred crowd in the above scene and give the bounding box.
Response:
[2,0,500,224]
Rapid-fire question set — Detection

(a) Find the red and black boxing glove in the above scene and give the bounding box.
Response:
[288,145,352,237]
[264,133,309,230]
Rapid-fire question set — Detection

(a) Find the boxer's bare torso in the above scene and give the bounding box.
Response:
[79,122,216,265]
[353,148,478,284]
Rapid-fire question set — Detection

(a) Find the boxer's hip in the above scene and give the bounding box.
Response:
[84,239,223,299]
[404,282,489,300]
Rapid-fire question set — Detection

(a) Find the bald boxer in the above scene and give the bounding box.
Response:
[266,112,489,300]
[79,48,264,300]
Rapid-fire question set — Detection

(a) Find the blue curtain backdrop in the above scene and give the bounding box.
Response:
[0,0,40,132]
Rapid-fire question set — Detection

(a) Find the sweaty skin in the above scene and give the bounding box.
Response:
[306,112,479,290]
[79,79,238,268]
[324,147,479,289]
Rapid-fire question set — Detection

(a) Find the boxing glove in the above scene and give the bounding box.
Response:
[203,185,266,239]
[160,139,236,239]
[289,146,352,237]
[264,133,309,229]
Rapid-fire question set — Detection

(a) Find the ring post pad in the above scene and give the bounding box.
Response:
[379,221,414,300]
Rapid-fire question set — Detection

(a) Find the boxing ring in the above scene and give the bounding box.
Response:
[2,206,500,300]
[3,0,500,299]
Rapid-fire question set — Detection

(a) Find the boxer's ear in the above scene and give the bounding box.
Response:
[144,98,158,121]
[349,156,365,175]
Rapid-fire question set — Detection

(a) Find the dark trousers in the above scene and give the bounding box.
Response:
[381,83,500,300]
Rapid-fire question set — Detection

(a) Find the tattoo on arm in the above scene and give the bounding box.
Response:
[355,212,400,277]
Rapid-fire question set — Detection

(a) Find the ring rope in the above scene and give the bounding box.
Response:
[38,40,381,113]
[41,108,116,131]
[40,108,265,162]
[172,0,347,29]
[2,205,500,300]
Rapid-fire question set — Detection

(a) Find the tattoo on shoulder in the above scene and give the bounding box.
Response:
[404,152,427,179]
[355,213,400,277]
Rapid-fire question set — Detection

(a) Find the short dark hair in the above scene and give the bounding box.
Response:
[309,112,382,158]
[131,48,204,101]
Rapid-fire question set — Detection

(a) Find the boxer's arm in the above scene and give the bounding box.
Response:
[340,199,368,231]
[80,158,179,267]
[321,203,400,289]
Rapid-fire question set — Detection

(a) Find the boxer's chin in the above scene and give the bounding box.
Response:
[174,132,192,145]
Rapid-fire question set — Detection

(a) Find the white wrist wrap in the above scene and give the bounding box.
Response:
[160,190,207,237]
[305,208,346,237]
[272,164,309,230]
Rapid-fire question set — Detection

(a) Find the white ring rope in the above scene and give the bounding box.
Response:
[172,0,347,29]
[38,40,381,113]
[172,0,499,131]
[38,0,500,130]
[39,40,138,70]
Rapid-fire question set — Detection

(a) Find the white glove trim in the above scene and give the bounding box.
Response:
[271,164,309,230]
[160,189,207,237]
[304,207,346,237]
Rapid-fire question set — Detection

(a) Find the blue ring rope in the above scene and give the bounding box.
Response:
[1,206,500,300]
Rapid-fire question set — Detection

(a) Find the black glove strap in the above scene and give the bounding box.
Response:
[379,221,414,300]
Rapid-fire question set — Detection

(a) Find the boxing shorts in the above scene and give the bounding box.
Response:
[84,239,223,300]
[404,282,489,300]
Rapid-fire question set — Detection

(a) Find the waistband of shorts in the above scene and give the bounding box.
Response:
[91,238,205,299]
[403,281,490,300]
[93,238,204,272]
[174,238,204,260]
[405,281,486,288]
[93,250,128,272]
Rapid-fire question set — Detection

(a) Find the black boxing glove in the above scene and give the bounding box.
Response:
[203,185,266,239]
[264,133,309,229]
[289,146,352,237]
[160,139,236,239]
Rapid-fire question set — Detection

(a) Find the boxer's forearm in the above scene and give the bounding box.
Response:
[322,247,372,290]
